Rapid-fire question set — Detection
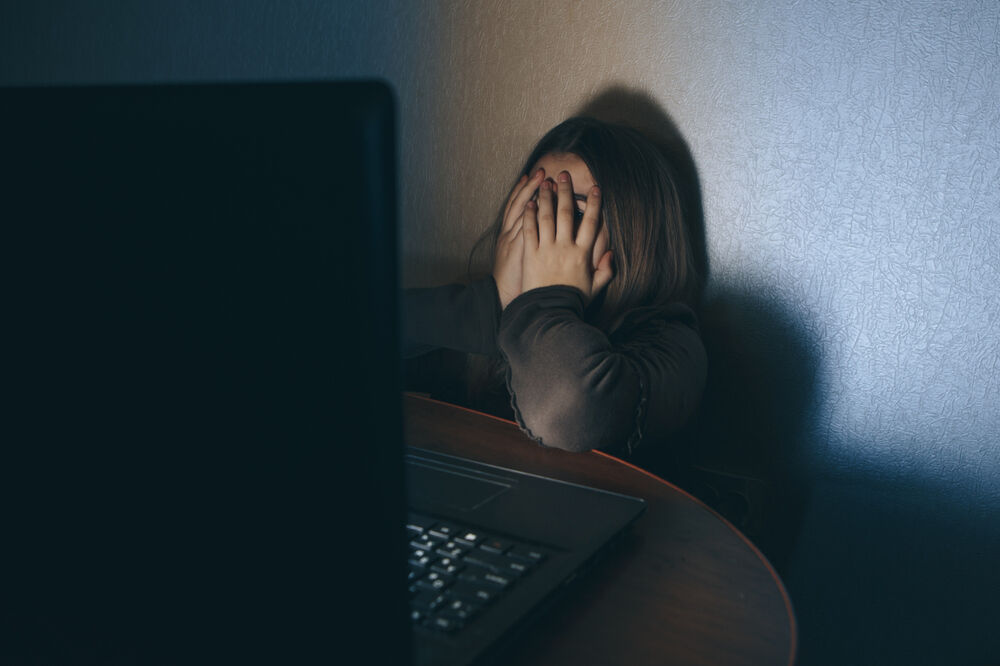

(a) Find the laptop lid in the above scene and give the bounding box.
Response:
[0,81,409,664]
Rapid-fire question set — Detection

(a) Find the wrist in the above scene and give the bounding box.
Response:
[493,279,518,310]
[523,276,590,302]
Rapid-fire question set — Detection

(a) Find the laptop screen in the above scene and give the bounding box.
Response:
[1,81,409,663]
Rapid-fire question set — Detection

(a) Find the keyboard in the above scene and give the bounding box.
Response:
[406,513,548,634]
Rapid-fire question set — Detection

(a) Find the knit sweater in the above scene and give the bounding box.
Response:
[403,277,706,456]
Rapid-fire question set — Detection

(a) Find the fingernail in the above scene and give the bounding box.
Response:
[592,186,600,196]
[558,171,569,182]
[534,168,544,178]
[526,200,536,209]
[541,180,550,191]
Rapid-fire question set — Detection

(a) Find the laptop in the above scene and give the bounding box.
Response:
[406,447,646,665]
[0,80,645,665]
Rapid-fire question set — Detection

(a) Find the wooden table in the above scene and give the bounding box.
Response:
[404,394,796,666]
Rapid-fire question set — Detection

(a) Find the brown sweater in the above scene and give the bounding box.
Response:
[403,277,706,456]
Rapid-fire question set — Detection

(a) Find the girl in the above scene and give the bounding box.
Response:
[404,117,706,457]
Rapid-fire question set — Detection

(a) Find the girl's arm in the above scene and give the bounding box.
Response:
[498,285,706,455]
[506,168,706,454]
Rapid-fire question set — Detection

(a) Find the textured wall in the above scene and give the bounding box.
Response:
[3,1,999,662]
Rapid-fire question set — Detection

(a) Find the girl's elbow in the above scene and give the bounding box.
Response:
[532,425,600,453]
[540,430,598,453]
[519,394,629,453]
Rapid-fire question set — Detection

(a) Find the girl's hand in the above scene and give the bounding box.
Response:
[522,171,614,302]
[494,168,546,309]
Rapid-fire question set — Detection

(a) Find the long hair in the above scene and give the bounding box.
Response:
[471,116,700,332]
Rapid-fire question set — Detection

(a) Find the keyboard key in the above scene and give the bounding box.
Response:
[408,551,436,570]
[414,571,454,592]
[449,581,495,605]
[459,565,512,589]
[415,578,447,592]
[505,559,531,576]
[507,545,547,563]
[457,563,489,580]
[429,523,459,540]
[428,615,461,633]
[482,572,513,588]
[480,537,512,554]
[444,598,480,620]
[430,557,463,576]
[436,609,471,629]
[410,536,443,552]
[463,551,510,573]
[435,544,466,559]
[410,590,446,612]
[454,530,485,547]
[406,515,436,535]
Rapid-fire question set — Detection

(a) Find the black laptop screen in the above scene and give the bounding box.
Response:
[1,81,408,663]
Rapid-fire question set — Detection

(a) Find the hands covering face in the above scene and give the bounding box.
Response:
[492,168,614,310]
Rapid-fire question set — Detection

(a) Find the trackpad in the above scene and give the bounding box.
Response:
[406,461,512,512]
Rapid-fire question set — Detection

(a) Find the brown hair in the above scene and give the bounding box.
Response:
[471,116,700,331]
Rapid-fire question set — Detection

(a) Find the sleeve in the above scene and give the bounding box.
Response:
[497,285,707,455]
[401,277,502,358]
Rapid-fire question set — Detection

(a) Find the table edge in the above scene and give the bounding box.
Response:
[403,393,798,665]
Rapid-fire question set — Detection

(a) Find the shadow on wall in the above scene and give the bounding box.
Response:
[694,292,818,573]
[577,86,815,572]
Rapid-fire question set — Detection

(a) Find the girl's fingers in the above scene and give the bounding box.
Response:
[522,200,539,251]
[535,180,556,245]
[591,215,608,270]
[499,221,522,248]
[592,250,614,295]
[503,168,544,232]
[554,171,575,243]
[502,174,527,226]
[576,186,601,249]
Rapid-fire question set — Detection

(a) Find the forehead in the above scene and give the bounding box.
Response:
[531,153,595,190]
